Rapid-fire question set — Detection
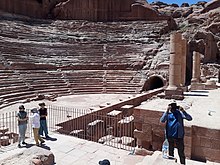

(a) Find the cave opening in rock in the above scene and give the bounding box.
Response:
[37,0,43,4]
[142,76,164,91]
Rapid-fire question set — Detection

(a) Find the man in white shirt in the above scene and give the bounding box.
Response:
[30,108,45,146]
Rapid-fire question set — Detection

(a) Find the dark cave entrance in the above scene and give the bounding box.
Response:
[36,0,43,4]
[142,76,164,91]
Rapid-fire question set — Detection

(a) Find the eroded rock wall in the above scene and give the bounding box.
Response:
[0,0,169,21]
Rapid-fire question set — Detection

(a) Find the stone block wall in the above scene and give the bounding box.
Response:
[133,108,220,163]
[191,126,220,163]
[133,109,165,151]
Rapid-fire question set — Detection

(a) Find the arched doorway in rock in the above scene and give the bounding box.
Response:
[142,75,165,91]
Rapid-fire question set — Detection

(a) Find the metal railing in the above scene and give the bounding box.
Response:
[0,105,136,151]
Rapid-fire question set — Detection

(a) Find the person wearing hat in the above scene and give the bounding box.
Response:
[99,159,110,165]
[160,100,192,165]
[30,108,45,146]
[17,105,28,147]
[38,102,49,138]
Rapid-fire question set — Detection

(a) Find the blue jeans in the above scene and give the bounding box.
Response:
[18,124,27,143]
[39,120,48,137]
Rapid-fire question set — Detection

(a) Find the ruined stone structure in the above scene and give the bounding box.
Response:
[191,51,201,83]
[181,38,187,86]
[204,33,218,63]
[0,0,170,21]
[133,108,220,163]
[219,69,220,83]
[190,51,205,90]
[0,1,220,164]
[192,32,219,64]
[165,32,187,99]
[0,127,18,146]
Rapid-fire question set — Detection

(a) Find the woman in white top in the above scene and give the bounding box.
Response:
[30,108,45,146]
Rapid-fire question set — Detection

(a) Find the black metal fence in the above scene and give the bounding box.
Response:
[0,105,135,151]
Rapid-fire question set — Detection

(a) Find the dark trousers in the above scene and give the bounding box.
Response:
[168,137,186,164]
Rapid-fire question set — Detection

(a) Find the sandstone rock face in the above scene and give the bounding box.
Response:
[0,0,169,21]
[181,3,189,7]
[201,0,220,13]
[53,0,169,21]
[1,146,54,165]
[0,0,46,18]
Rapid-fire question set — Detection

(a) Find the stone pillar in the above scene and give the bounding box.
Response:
[219,69,220,83]
[165,32,184,99]
[181,38,187,86]
[200,67,207,82]
[167,32,182,90]
[191,51,201,83]
[204,33,217,63]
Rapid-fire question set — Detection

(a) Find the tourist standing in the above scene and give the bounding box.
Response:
[38,102,49,138]
[17,105,28,147]
[160,100,192,164]
[30,108,45,146]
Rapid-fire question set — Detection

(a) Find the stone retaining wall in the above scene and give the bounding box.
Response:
[191,126,220,163]
[133,108,220,163]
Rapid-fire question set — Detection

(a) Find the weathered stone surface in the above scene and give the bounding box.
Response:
[0,0,219,116]
[0,146,54,165]
[0,0,170,21]
[134,147,154,156]
[181,3,190,7]
[206,22,220,34]
[201,0,220,13]
[182,7,193,17]
[172,9,182,18]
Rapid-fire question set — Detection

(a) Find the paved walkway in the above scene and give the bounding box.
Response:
[1,132,220,165]
[0,132,142,165]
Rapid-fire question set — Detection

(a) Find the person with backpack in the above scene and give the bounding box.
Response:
[160,100,192,164]
[17,105,28,147]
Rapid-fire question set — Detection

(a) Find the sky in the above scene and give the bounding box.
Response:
[147,0,210,5]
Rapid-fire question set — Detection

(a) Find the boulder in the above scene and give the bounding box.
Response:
[171,3,179,7]
[181,3,190,7]
[206,22,220,34]
[182,7,193,17]
[134,147,154,156]
[196,1,207,7]
[172,9,182,18]
[151,1,168,7]
[201,0,220,13]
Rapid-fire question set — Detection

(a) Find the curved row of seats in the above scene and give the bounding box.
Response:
[0,18,169,108]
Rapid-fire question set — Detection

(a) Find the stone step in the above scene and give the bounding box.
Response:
[136,150,210,165]
[0,91,35,100]
[3,93,36,103]
[0,86,29,95]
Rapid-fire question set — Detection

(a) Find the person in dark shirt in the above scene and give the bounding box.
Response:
[38,102,49,138]
[17,105,28,147]
[160,100,192,165]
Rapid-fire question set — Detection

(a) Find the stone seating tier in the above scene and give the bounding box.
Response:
[0,86,30,96]
[0,80,26,88]
[0,19,170,107]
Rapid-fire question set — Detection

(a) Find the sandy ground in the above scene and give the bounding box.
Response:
[0,94,133,113]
